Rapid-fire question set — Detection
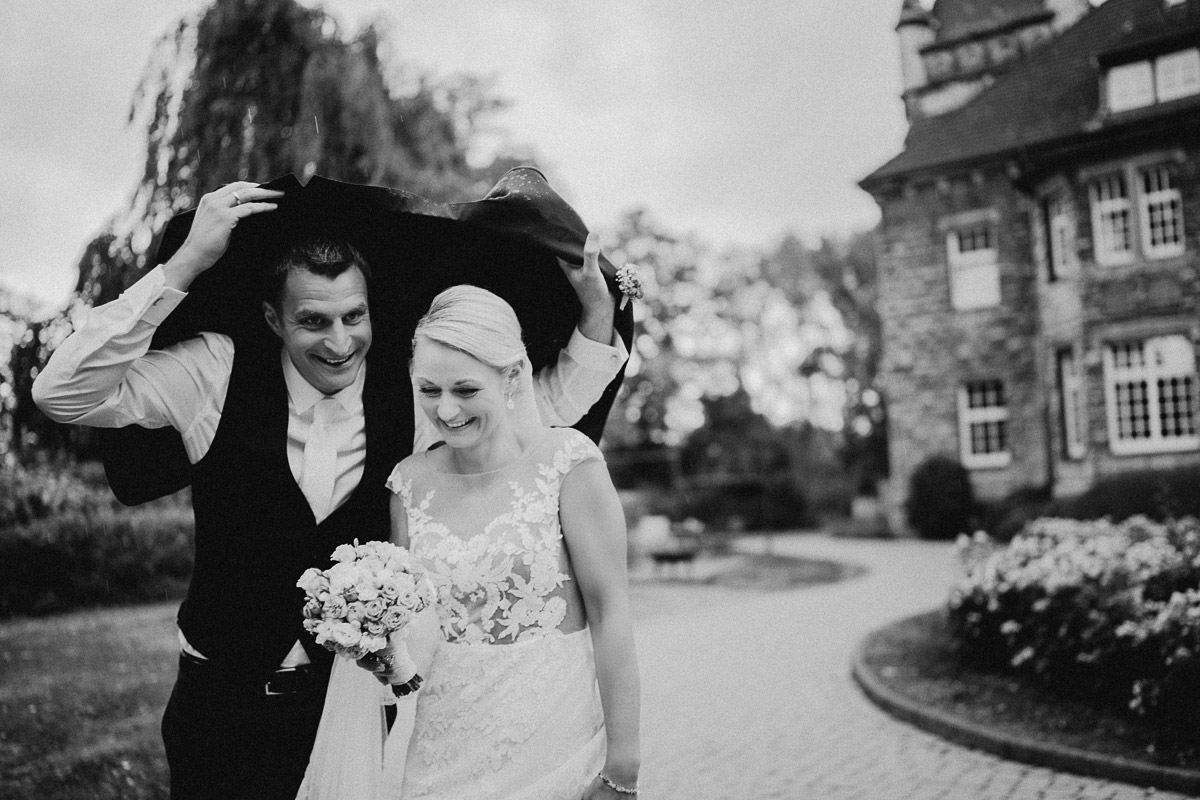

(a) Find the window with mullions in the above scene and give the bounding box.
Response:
[1104,335,1199,455]
[1140,166,1185,258]
[958,380,1011,469]
[1089,164,1185,264]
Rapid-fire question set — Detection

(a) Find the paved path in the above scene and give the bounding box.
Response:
[628,533,1191,800]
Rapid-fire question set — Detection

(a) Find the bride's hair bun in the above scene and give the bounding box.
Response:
[413,285,527,379]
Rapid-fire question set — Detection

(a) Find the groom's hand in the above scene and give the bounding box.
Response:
[558,232,616,346]
[163,181,283,292]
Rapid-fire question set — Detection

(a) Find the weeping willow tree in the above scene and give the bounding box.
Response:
[77,0,519,307]
[12,0,520,455]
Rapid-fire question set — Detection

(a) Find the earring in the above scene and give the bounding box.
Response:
[506,395,515,410]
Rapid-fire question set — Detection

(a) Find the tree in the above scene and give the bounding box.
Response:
[80,0,519,308]
[10,0,521,456]
[763,230,888,494]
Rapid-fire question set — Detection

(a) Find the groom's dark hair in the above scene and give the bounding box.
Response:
[263,238,372,308]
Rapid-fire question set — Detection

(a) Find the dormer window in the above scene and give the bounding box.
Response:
[1105,48,1200,112]
[1107,62,1155,111]
[1155,48,1200,102]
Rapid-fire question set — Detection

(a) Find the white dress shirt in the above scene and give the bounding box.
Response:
[33,265,628,665]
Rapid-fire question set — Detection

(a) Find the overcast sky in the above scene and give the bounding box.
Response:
[0,0,908,308]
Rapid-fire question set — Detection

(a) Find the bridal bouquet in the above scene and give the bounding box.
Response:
[298,539,435,695]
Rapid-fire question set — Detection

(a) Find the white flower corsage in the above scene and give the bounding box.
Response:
[616,263,645,310]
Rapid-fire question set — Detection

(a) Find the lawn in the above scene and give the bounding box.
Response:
[0,603,178,799]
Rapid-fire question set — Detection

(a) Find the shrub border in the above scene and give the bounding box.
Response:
[850,615,1200,796]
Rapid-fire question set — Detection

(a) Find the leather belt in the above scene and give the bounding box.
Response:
[180,651,328,698]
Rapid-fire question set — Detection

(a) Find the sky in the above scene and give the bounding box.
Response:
[0,0,909,310]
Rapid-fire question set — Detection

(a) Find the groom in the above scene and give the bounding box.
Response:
[32,180,628,800]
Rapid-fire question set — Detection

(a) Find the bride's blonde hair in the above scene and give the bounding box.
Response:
[412,285,528,384]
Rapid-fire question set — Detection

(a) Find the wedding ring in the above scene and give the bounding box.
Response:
[232,192,242,206]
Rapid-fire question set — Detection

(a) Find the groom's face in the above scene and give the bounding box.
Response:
[263,266,372,395]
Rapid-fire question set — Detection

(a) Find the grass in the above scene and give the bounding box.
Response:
[0,603,178,800]
[859,609,1200,772]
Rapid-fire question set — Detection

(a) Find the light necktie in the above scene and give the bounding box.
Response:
[301,397,339,521]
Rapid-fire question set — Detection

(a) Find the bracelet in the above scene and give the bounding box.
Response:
[598,773,638,795]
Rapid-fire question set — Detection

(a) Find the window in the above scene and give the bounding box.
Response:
[1140,165,1185,257]
[947,224,1000,310]
[1155,49,1200,102]
[1056,349,1087,459]
[959,380,1011,468]
[1105,48,1200,111]
[1043,192,1076,281]
[1090,165,1185,264]
[1107,61,1155,112]
[1104,335,1199,455]
[1089,174,1133,264]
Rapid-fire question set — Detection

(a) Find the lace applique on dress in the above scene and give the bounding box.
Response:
[391,430,602,646]
[386,430,608,798]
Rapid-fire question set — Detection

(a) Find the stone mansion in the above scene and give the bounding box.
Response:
[860,0,1200,530]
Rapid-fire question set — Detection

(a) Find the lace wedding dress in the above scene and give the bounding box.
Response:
[385,427,607,800]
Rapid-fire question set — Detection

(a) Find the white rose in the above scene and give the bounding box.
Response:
[362,598,385,620]
[331,543,358,564]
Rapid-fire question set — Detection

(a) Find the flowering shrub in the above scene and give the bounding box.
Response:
[948,517,1200,730]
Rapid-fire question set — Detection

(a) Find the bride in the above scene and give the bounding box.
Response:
[301,285,641,799]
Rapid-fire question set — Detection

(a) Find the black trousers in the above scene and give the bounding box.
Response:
[161,653,331,800]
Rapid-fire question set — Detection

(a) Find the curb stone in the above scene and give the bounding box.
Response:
[850,630,1200,797]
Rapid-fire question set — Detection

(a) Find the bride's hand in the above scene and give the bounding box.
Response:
[355,647,422,695]
[354,650,395,685]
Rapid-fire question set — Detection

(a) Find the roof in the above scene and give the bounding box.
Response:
[863,0,1200,187]
[930,0,1052,44]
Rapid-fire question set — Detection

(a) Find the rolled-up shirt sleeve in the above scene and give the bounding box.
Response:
[32,266,232,446]
[532,327,628,427]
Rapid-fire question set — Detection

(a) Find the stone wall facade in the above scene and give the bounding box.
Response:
[874,166,1045,532]
[873,136,1200,534]
[1031,141,1200,498]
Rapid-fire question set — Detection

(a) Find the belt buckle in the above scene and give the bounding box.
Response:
[264,666,302,697]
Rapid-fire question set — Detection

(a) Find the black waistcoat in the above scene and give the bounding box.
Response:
[178,342,411,678]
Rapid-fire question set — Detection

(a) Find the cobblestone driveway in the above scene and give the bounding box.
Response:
[630,534,1191,800]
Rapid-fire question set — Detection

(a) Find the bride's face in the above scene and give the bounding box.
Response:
[411,337,510,449]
